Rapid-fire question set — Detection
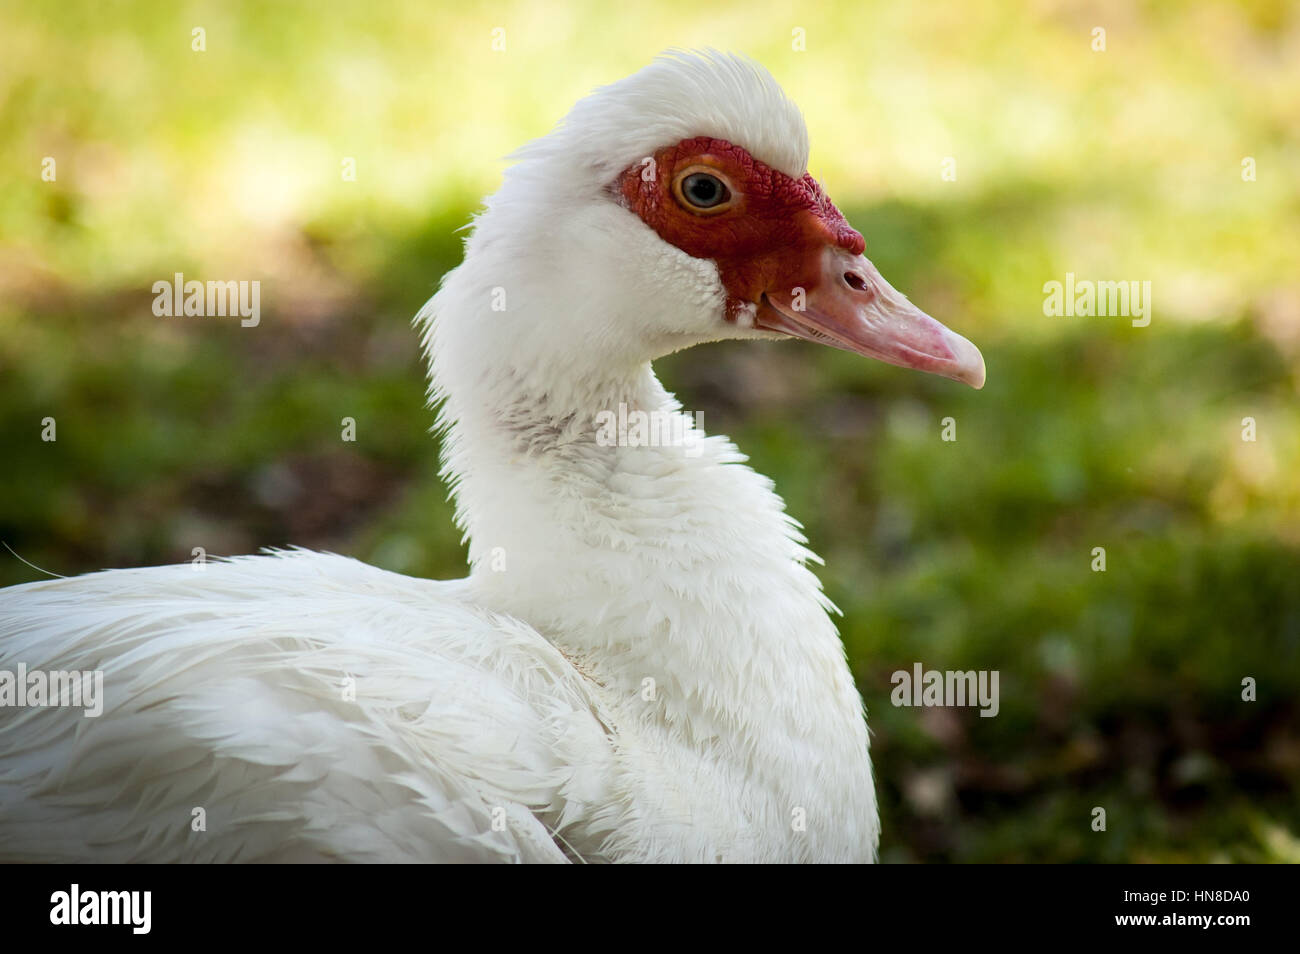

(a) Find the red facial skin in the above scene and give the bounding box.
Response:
[616,137,865,322]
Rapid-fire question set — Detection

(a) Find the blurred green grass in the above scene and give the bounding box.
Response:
[1,0,1298,862]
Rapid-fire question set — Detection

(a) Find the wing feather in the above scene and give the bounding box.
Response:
[0,551,614,862]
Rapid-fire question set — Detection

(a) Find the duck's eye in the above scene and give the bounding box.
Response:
[672,168,734,214]
[683,173,726,206]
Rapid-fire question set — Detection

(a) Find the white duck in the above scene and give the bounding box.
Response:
[0,51,983,863]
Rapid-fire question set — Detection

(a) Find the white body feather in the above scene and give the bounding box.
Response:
[0,52,878,863]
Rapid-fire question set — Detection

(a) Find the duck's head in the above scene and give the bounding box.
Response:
[437,50,984,394]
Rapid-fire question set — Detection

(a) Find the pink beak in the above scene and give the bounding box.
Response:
[756,246,986,389]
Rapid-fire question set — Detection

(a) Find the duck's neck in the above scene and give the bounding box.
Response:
[432,347,877,859]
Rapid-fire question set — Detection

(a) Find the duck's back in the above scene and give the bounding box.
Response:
[0,551,613,862]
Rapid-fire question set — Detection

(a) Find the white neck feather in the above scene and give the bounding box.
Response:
[420,258,878,860]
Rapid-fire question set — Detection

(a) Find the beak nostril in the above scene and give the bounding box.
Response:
[843,271,871,293]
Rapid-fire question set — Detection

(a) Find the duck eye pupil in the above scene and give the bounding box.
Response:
[689,178,716,202]
[683,173,726,208]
